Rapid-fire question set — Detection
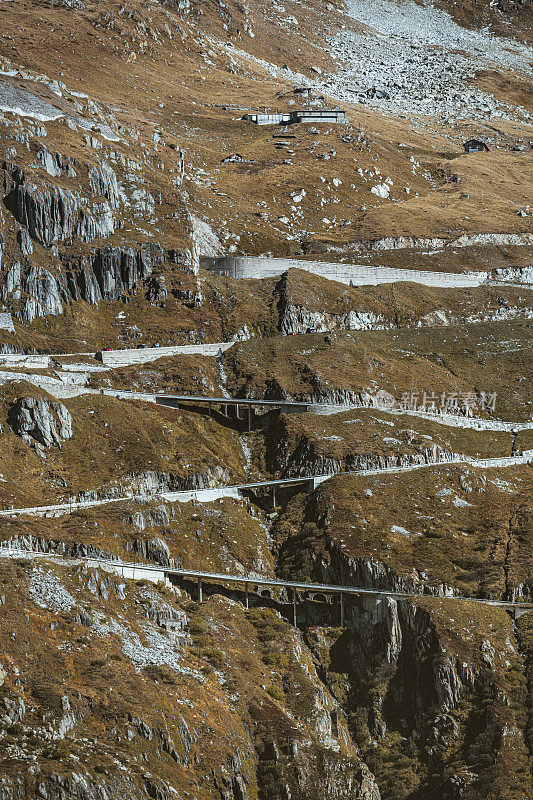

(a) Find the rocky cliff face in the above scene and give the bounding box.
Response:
[0,559,385,800]
[275,272,387,335]
[0,242,198,324]
[9,396,72,451]
[266,420,459,478]
[0,0,531,798]
[304,596,531,800]
[5,169,116,248]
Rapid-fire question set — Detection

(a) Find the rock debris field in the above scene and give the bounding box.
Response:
[327,0,533,121]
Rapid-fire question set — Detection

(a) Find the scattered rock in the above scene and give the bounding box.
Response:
[221,153,249,164]
[371,182,391,198]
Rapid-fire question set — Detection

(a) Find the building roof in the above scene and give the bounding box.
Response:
[294,109,346,115]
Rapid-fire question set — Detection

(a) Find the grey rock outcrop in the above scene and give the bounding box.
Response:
[1,262,64,323]
[2,696,26,725]
[6,176,115,247]
[21,266,64,322]
[0,312,14,332]
[88,244,156,301]
[0,243,196,323]
[147,274,168,304]
[0,204,4,268]
[1,535,114,561]
[17,228,33,256]
[270,429,459,478]
[37,145,77,180]
[9,396,73,449]
[88,159,120,207]
[123,466,233,496]
[491,265,533,285]
[126,536,178,568]
[275,273,387,335]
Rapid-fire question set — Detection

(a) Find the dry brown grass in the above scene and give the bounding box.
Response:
[275,462,533,599]
[224,318,533,421]
[0,382,247,507]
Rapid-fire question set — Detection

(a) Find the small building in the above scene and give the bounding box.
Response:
[242,112,291,125]
[242,109,347,126]
[290,109,347,124]
[463,139,489,153]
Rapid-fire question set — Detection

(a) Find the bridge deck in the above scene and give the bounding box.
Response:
[166,565,533,610]
[3,546,530,613]
[155,394,318,408]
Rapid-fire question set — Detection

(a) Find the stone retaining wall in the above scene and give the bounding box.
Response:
[205,257,488,288]
[98,342,233,367]
[0,354,50,367]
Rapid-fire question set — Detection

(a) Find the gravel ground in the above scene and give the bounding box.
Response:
[29,567,76,612]
[326,0,533,122]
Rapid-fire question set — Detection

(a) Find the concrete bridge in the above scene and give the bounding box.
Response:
[0,473,335,518]
[129,390,533,433]
[129,391,533,433]
[1,452,531,519]
[1,545,531,624]
[154,393,338,429]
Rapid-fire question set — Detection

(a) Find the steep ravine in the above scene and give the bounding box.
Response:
[304,599,532,800]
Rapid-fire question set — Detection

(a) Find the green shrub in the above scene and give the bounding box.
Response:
[283,665,316,719]
[31,682,65,713]
[143,664,177,685]
[189,618,209,636]
[257,760,286,800]
[48,739,71,761]
[203,648,225,668]
[6,723,22,736]
[261,648,289,671]
[266,683,285,703]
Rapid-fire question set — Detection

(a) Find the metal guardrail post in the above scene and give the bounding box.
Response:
[340,592,344,627]
[293,589,297,627]
[272,486,276,508]
[198,577,203,603]
[245,581,249,609]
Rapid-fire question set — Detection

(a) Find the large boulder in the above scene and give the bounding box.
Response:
[9,396,73,449]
